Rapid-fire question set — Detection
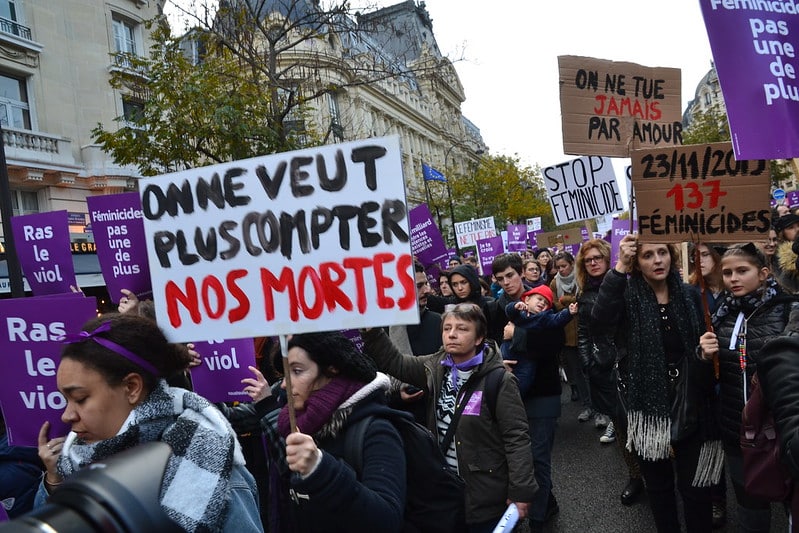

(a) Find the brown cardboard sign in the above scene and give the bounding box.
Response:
[558,55,682,157]
[535,229,584,250]
[631,142,771,243]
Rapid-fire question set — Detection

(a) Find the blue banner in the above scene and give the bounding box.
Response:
[422,162,447,182]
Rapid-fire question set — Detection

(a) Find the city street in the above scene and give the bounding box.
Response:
[545,387,789,532]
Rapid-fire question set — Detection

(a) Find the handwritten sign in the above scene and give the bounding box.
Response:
[87,192,153,302]
[140,136,417,343]
[699,1,799,159]
[558,55,682,157]
[10,211,77,295]
[454,216,497,249]
[0,294,97,446]
[543,155,624,225]
[631,142,771,243]
[534,229,584,251]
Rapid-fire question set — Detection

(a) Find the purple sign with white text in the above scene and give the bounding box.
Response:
[409,204,449,270]
[0,294,97,446]
[87,192,153,303]
[476,236,504,275]
[11,211,77,296]
[611,219,638,266]
[506,224,528,253]
[700,1,799,159]
[190,338,257,403]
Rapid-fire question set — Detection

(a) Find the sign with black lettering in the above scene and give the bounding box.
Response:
[631,142,771,243]
[543,155,624,225]
[559,55,682,157]
[139,136,417,343]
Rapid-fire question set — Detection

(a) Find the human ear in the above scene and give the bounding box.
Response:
[123,373,145,405]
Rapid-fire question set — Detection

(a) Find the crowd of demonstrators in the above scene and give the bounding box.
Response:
[361,304,537,533]
[699,244,799,532]
[592,234,721,533]
[575,239,644,505]
[427,263,494,317]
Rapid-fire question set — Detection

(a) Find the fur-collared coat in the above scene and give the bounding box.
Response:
[775,241,799,294]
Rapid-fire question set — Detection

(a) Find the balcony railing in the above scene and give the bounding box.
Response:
[2,127,75,167]
[110,52,149,78]
[0,17,31,41]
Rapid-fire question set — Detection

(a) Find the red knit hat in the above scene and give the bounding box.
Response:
[522,285,554,309]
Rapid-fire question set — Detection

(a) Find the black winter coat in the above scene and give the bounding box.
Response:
[714,293,799,444]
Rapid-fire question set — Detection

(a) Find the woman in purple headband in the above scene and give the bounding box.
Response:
[35,314,263,532]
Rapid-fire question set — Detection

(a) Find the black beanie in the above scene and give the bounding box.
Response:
[288,332,377,383]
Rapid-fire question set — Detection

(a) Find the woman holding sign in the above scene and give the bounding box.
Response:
[698,244,799,532]
[591,234,721,533]
[35,314,263,532]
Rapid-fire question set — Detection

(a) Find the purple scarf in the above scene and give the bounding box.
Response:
[277,376,365,437]
[440,348,485,388]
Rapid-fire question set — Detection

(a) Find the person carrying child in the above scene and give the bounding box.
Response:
[503,285,577,396]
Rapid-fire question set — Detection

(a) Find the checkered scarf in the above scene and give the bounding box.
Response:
[58,381,245,532]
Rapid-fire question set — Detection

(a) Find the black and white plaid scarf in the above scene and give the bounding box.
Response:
[58,381,244,532]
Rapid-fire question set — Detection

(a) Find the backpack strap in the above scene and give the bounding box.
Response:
[439,366,507,455]
[341,415,374,478]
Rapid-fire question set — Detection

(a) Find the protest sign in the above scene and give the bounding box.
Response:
[611,219,638,265]
[535,229,584,251]
[409,204,449,270]
[139,136,417,343]
[558,55,683,157]
[527,229,542,249]
[506,224,528,252]
[631,142,771,243]
[476,236,505,274]
[543,155,624,225]
[699,2,799,159]
[526,217,542,232]
[87,192,152,303]
[10,211,77,295]
[454,216,497,249]
[0,294,97,446]
[189,338,257,403]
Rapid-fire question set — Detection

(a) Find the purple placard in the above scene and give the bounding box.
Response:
[700,2,799,159]
[189,338,257,403]
[476,236,504,274]
[341,329,365,353]
[506,224,528,253]
[0,294,97,446]
[611,219,638,266]
[87,192,153,303]
[409,204,449,269]
[527,230,542,249]
[11,211,77,295]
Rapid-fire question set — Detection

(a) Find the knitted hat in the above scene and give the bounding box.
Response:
[287,332,376,383]
[775,213,799,233]
[522,285,554,308]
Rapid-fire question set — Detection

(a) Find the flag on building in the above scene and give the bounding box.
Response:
[422,163,447,182]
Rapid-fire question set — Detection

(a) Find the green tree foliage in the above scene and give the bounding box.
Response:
[92,22,317,176]
[447,154,554,229]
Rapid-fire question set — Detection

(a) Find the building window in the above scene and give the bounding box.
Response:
[10,189,39,216]
[0,72,30,129]
[327,93,343,142]
[112,16,137,55]
[122,98,144,124]
[704,91,712,106]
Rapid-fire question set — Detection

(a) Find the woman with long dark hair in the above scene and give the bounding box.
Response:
[591,234,721,532]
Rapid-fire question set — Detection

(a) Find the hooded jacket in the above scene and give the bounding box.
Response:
[427,265,494,314]
[361,330,537,525]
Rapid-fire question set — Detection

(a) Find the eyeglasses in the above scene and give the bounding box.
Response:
[583,256,604,264]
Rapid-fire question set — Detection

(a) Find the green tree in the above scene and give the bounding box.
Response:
[92,22,310,176]
[447,154,555,229]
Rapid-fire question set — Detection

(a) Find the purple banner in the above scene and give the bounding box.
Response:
[87,192,153,303]
[189,338,257,403]
[476,236,504,275]
[409,204,449,268]
[506,224,528,252]
[700,2,799,159]
[528,230,542,249]
[0,294,97,446]
[11,211,77,295]
[611,219,638,266]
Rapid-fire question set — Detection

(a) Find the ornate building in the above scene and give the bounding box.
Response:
[0,0,163,293]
